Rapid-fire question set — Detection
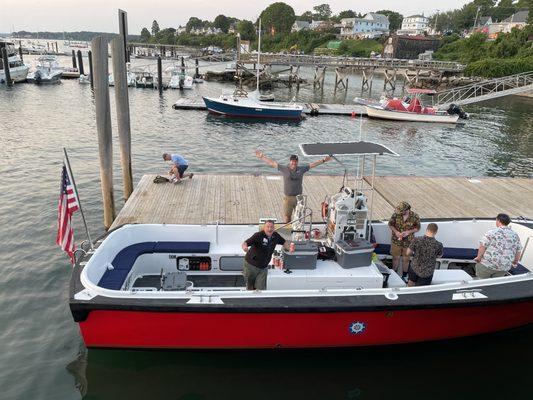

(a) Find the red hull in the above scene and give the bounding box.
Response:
[79,301,533,349]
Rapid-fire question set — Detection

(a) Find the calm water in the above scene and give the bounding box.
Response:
[0,56,532,400]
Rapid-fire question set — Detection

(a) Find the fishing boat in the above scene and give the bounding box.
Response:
[169,72,194,90]
[365,89,467,123]
[27,55,62,84]
[202,20,303,120]
[135,72,154,89]
[69,141,533,349]
[0,40,30,83]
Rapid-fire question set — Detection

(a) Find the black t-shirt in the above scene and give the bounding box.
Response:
[245,231,286,269]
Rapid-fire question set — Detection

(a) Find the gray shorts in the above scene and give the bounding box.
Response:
[475,263,508,279]
[243,260,268,290]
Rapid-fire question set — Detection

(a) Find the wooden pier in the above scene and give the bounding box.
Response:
[172,98,367,116]
[110,174,533,229]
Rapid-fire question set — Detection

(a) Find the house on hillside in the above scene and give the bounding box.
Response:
[338,13,389,39]
[291,20,310,33]
[228,24,236,34]
[397,15,430,36]
[488,10,529,38]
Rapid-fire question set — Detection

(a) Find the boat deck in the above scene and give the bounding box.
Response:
[110,174,533,228]
[172,98,367,116]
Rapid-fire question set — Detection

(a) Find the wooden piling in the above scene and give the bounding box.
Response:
[91,36,116,229]
[71,50,77,69]
[77,50,85,76]
[55,42,59,54]
[88,50,94,88]
[18,45,24,63]
[111,37,133,201]
[195,58,199,78]
[157,55,163,95]
[118,9,129,63]
[1,48,12,86]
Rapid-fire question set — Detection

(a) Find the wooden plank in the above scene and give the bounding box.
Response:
[111,174,533,229]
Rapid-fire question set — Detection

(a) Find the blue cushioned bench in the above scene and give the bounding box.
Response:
[374,244,477,260]
[98,241,210,290]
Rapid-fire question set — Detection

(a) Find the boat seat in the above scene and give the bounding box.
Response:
[98,241,210,290]
[375,244,477,260]
[431,269,472,284]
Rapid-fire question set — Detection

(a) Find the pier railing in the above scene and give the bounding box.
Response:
[435,71,533,107]
[239,53,465,72]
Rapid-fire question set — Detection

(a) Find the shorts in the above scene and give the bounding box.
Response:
[176,164,188,178]
[475,263,508,279]
[283,195,298,220]
[408,267,433,286]
[390,242,410,257]
[243,260,268,290]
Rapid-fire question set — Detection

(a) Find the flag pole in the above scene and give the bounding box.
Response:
[63,148,94,250]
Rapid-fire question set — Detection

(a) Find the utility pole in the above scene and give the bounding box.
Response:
[473,6,481,29]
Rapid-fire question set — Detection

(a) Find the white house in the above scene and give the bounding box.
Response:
[291,20,310,32]
[309,20,324,30]
[397,15,429,36]
[176,26,187,35]
[339,14,389,39]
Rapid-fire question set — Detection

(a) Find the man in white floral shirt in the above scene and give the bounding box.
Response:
[474,214,522,279]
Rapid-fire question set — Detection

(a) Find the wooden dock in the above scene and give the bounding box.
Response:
[172,98,367,116]
[110,174,533,229]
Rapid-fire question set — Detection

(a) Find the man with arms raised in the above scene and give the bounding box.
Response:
[255,150,332,223]
[242,220,289,290]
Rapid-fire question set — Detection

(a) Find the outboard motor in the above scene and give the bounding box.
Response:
[447,103,468,119]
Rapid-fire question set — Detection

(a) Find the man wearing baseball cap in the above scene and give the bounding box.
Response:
[388,201,421,280]
[255,150,332,223]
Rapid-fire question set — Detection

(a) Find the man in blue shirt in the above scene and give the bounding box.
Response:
[163,153,194,183]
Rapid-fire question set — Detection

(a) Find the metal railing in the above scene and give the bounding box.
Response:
[435,71,533,107]
[239,53,465,72]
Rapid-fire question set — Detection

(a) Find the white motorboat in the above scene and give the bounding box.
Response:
[0,40,30,83]
[364,89,466,124]
[108,71,136,87]
[168,70,194,90]
[26,55,62,84]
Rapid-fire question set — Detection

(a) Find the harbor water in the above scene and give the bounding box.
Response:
[0,56,532,399]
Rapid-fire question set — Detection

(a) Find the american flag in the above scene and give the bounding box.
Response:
[56,163,79,264]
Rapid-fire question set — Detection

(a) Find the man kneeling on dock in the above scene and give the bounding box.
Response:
[242,220,288,290]
[163,152,194,184]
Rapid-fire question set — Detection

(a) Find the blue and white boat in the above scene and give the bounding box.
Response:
[202,19,303,120]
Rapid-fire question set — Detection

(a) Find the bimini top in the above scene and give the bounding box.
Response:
[299,141,398,157]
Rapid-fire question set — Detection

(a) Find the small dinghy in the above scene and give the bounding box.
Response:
[69,141,533,350]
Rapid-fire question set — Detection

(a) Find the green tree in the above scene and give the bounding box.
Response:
[214,15,230,33]
[259,2,296,35]
[140,27,151,41]
[186,17,203,33]
[151,20,160,36]
[313,4,332,20]
[338,10,356,19]
[299,11,314,22]
[375,10,403,31]
[237,20,256,41]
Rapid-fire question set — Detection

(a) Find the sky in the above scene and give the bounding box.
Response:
[1,0,471,34]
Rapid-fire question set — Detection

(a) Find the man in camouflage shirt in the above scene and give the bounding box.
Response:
[406,223,443,286]
[388,201,421,279]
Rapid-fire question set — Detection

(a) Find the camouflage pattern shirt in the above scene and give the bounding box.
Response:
[388,211,421,247]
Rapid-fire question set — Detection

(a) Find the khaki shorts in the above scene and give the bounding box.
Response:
[283,195,298,221]
[390,242,410,257]
[243,260,268,290]
[475,263,508,279]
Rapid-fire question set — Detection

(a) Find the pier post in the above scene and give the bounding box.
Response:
[47,42,50,52]
[361,67,374,94]
[72,50,77,69]
[157,55,163,94]
[195,58,199,79]
[1,48,12,86]
[77,50,85,76]
[91,36,116,229]
[111,37,134,201]
[383,68,397,93]
[118,9,129,63]
[88,50,94,89]
[55,42,59,54]
[18,45,24,64]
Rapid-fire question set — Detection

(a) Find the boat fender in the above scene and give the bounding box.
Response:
[321,201,329,221]
[105,263,114,271]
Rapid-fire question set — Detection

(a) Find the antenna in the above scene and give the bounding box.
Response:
[256,19,261,93]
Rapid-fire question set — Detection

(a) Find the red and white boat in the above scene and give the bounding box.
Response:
[69,142,533,349]
[365,89,466,123]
